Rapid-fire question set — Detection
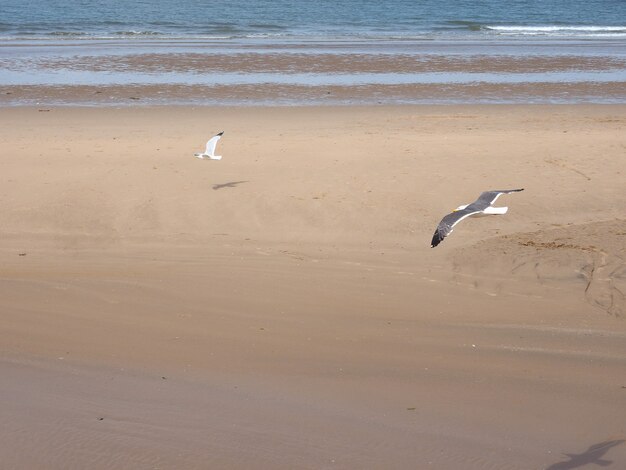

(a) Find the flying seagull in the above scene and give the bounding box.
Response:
[194,131,224,160]
[431,188,524,248]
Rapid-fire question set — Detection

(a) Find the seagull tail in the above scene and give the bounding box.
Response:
[483,206,508,215]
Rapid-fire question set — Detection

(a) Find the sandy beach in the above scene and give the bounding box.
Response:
[1,105,625,469]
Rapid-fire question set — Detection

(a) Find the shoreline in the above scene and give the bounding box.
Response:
[3,37,625,106]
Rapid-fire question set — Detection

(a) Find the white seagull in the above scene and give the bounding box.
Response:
[431,188,524,247]
[194,131,224,160]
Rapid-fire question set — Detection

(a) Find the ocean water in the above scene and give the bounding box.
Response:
[1,0,625,105]
[1,0,624,40]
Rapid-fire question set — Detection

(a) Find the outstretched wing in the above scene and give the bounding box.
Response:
[204,131,224,156]
[431,209,481,248]
[474,188,524,208]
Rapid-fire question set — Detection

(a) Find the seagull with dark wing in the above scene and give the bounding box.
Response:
[194,131,224,160]
[431,189,524,247]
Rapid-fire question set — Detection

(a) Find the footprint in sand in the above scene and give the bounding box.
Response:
[582,250,626,317]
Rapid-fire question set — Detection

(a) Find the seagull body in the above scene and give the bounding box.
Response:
[194,131,224,160]
[431,188,524,247]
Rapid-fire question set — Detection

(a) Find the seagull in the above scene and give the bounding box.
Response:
[194,131,224,160]
[430,188,524,247]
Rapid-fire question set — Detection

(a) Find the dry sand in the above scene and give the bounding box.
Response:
[1,105,625,469]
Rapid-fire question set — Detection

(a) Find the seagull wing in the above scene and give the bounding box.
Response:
[474,188,524,208]
[431,209,481,247]
[204,131,223,156]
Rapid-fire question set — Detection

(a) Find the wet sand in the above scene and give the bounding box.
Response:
[7,51,626,74]
[1,105,625,469]
[3,81,626,106]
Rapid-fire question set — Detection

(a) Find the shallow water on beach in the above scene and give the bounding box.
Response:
[3,66,626,87]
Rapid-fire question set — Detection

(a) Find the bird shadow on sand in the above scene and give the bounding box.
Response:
[545,440,625,469]
[212,181,249,190]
